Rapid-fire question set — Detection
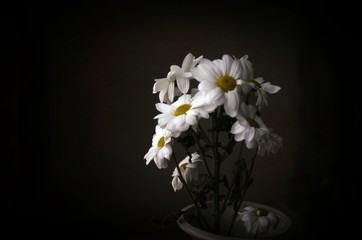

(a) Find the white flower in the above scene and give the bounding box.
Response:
[154,94,209,137]
[257,130,283,156]
[191,54,243,117]
[153,53,203,103]
[230,102,269,146]
[237,206,279,236]
[171,152,202,191]
[144,125,173,169]
[239,55,281,110]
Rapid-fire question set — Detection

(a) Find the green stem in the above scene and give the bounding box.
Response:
[212,109,221,234]
[197,123,211,145]
[227,146,259,236]
[192,130,213,177]
[172,152,211,231]
[220,141,245,215]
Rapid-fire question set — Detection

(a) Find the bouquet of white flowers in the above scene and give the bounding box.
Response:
[144,53,283,237]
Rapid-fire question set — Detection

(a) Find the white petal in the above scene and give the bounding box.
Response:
[198,80,216,91]
[170,65,181,73]
[240,81,252,94]
[154,157,168,169]
[171,176,182,191]
[156,103,173,113]
[177,94,191,104]
[156,115,173,128]
[144,147,158,163]
[167,81,175,102]
[258,216,270,229]
[224,91,239,117]
[221,54,232,75]
[182,53,194,71]
[262,82,281,94]
[198,109,209,119]
[242,213,256,222]
[230,122,245,134]
[240,55,254,80]
[245,128,255,142]
[153,78,169,93]
[244,206,256,211]
[185,114,197,126]
[176,77,190,94]
[197,61,219,80]
[204,87,224,106]
[229,58,242,79]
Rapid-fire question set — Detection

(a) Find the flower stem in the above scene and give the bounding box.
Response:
[192,130,212,177]
[220,141,245,215]
[197,123,211,145]
[172,152,211,231]
[227,146,259,236]
[212,109,221,234]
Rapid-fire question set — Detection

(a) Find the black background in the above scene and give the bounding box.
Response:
[3,1,354,239]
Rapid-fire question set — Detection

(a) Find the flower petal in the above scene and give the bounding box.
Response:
[176,77,190,94]
[224,91,239,117]
[182,53,194,71]
[262,81,281,94]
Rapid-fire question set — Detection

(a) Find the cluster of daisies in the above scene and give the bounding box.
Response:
[144,53,283,236]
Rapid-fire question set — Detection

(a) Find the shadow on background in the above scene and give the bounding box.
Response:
[3,1,352,239]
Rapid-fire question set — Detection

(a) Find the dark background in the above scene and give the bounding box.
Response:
[3,1,353,239]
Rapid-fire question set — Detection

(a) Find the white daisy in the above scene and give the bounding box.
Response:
[144,125,173,169]
[153,53,203,103]
[239,55,281,110]
[237,206,279,236]
[191,54,243,117]
[230,102,269,146]
[257,130,283,156]
[154,94,209,137]
[171,152,202,191]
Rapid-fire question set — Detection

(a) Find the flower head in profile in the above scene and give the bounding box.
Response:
[239,55,281,110]
[171,152,202,191]
[257,130,283,156]
[153,53,203,103]
[144,125,173,169]
[237,206,279,237]
[154,94,209,137]
[191,54,243,117]
[230,102,269,147]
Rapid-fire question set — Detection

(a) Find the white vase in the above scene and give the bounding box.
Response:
[177,201,292,240]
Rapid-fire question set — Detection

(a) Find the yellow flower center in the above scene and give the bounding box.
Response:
[255,208,268,217]
[216,75,237,92]
[250,79,261,88]
[175,104,191,116]
[246,117,259,128]
[157,137,165,148]
[181,163,188,170]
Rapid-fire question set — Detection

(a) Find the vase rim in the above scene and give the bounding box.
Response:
[177,200,292,240]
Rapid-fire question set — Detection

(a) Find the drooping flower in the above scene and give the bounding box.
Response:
[144,125,173,169]
[154,94,209,137]
[237,206,279,236]
[191,54,243,117]
[239,55,281,110]
[171,152,202,191]
[257,130,283,156]
[230,102,269,146]
[153,53,203,103]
